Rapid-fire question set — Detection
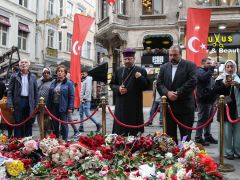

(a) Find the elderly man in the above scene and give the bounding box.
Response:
[7,59,38,138]
[157,45,196,143]
[110,48,149,136]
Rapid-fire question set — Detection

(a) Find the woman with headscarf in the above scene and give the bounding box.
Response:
[37,67,54,136]
[47,65,74,140]
[214,60,240,160]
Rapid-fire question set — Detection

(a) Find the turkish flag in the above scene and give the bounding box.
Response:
[186,8,211,67]
[70,14,94,108]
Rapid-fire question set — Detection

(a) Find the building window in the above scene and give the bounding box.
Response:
[87,41,91,59]
[142,0,163,15]
[48,0,54,15]
[48,29,54,48]
[201,0,240,6]
[59,0,63,16]
[67,33,72,52]
[118,0,126,15]
[19,0,28,8]
[77,3,86,14]
[100,0,108,20]
[18,30,28,51]
[0,25,7,46]
[66,1,73,18]
[58,31,62,50]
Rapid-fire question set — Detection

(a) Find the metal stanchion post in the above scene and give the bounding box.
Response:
[161,96,167,134]
[218,95,235,172]
[101,96,106,135]
[39,97,45,139]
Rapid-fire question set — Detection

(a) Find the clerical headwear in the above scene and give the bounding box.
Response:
[122,48,136,57]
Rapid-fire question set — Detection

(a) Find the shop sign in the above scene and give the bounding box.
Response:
[208,33,240,48]
[141,55,168,67]
[208,33,240,54]
[46,47,58,57]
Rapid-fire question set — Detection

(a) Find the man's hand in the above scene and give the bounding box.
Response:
[167,91,178,101]
[135,72,142,79]
[119,85,127,95]
[68,109,73,113]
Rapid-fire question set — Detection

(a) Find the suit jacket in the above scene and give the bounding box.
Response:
[7,72,38,114]
[157,59,196,114]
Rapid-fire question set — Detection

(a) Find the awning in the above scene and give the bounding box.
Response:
[0,15,11,27]
[18,23,30,32]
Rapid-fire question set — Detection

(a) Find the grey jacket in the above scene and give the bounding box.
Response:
[81,76,93,102]
[7,72,38,114]
[37,77,54,103]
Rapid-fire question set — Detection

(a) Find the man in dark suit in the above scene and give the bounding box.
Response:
[157,45,196,143]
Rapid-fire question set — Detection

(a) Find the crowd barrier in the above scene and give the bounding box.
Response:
[0,95,237,172]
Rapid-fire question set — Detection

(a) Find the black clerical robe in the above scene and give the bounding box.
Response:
[110,65,149,136]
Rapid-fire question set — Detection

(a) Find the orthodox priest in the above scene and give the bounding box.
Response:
[110,48,149,136]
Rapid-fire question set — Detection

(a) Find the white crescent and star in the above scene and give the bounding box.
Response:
[188,36,206,53]
[72,41,81,55]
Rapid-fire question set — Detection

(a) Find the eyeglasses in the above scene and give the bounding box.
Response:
[43,72,50,74]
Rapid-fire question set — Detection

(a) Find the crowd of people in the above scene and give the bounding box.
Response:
[0,59,102,140]
[0,45,239,161]
[111,45,240,161]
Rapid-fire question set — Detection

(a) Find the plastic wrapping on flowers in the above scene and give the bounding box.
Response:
[0,132,223,179]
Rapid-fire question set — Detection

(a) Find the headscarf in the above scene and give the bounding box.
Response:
[216,60,240,117]
[42,67,51,75]
[215,60,237,82]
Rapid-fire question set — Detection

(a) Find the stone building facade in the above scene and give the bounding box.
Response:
[0,0,97,78]
[95,0,240,106]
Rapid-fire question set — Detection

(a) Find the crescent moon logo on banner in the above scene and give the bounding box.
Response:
[188,36,200,53]
[72,41,81,55]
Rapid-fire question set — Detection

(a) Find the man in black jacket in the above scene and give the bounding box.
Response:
[157,45,196,143]
[195,57,218,146]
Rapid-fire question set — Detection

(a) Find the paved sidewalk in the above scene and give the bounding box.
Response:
[12,107,240,179]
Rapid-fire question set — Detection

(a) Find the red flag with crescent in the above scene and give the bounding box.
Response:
[70,14,94,108]
[186,8,211,67]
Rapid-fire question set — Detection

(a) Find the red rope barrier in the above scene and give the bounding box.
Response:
[225,104,240,123]
[45,106,99,124]
[107,106,159,128]
[168,105,218,130]
[0,108,39,127]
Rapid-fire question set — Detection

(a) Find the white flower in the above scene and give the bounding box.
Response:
[176,168,186,180]
[139,164,155,178]
[185,149,195,159]
[105,134,118,144]
[74,156,80,161]
[126,136,135,143]
[0,166,6,179]
[165,152,173,159]
[175,162,184,170]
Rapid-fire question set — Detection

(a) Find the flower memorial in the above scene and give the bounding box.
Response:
[0,132,223,179]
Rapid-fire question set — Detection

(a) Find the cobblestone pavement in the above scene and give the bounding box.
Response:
[10,106,240,179]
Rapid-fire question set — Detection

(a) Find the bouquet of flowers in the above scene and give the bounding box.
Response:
[0,133,223,179]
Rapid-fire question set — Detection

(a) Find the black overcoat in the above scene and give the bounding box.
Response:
[110,65,149,136]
